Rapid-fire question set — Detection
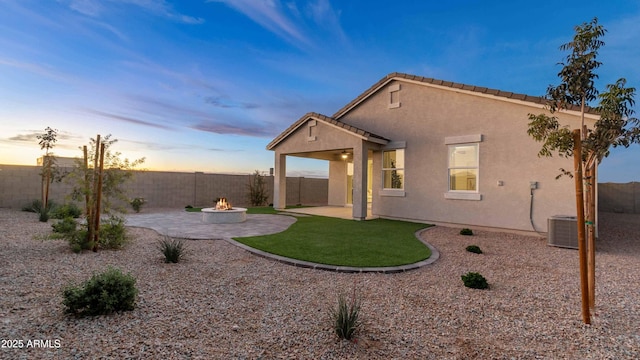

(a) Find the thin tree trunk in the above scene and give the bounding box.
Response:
[93,142,105,251]
[84,146,93,245]
[42,155,51,211]
[587,161,597,310]
[573,129,590,324]
[580,97,586,140]
[91,135,101,251]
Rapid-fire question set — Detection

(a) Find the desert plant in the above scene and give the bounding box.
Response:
[461,272,489,289]
[99,215,128,249]
[331,290,361,340]
[51,203,82,219]
[62,267,138,317]
[37,127,59,213]
[22,199,43,213]
[23,199,58,215]
[158,236,187,263]
[52,217,78,235]
[466,245,483,254]
[460,228,474,236]
[130,197,145,213]
[38,207,49,222]
[247,170,269,206]
[67,229,92,253]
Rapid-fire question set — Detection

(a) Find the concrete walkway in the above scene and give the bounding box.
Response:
[125,209,439,273]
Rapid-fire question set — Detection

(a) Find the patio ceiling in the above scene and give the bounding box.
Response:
[286,149,352,162]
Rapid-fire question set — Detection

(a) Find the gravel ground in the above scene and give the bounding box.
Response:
[1,208,639,359]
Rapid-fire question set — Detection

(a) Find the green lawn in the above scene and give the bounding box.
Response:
[234,215,432,267]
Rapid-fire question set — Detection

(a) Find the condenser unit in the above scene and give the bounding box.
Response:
[547,215,578,249]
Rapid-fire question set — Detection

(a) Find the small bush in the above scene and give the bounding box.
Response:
[331,291,361,340]
[62,267,138,317]
[22,199,57,213]
[68,229,92,253]
[55,215,127,252]
[461,272,489,289]
[158,236,187,263]
[51,203,82,219]
[52,217,78,235]
[466,245,483,254]
[460,228,474,236]
[130,197,145,213]
[99,215,128,249]
[39,208,49,222]
[248,170,269,206]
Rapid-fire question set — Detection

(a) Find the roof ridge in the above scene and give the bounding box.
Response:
[266,112,388,150]
[332,72,596,119]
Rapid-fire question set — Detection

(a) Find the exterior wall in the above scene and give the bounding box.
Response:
[328,160,347,206]
[273,119,365,156]
[339,80,597,232]
[0,164,327,210]
[599,182,640,214]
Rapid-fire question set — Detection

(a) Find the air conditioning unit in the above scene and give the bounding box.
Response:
[548,215,578,249]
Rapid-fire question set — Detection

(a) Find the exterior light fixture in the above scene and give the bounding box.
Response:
[341,151,349,160]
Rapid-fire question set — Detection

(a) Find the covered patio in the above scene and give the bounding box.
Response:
[267,112,389,221]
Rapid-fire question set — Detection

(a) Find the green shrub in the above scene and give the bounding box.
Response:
[62,267,138,317]
[130,197,145,213]
[331,291,361,340]
[466,245,483,254]
[99,215,128,249]
[158,236,187,263]
[460,228,474,236]
[52,217,78,235]
[22,199,57,213]
[247,170,269,206]
[461,272,489,289]
[55,215,126,252]
[51,203,82,219]
[39,207,49,222]
[68,229,92,253]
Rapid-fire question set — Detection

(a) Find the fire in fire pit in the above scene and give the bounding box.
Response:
[215,198,232,210]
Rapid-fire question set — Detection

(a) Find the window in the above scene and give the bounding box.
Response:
[382,149,404,189]
[448,144,478,191]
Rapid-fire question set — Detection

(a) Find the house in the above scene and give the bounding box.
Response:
[267,73,598,233]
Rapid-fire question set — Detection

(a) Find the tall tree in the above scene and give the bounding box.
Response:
[527,18,639,324]
[37,127,58,217]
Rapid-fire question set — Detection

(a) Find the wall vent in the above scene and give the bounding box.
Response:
[548,215,578,249]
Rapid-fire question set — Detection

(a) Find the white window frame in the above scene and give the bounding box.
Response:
[444,135,482,201]
[380,141,406,197]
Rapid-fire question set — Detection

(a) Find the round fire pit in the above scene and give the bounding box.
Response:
[201,207,247,224]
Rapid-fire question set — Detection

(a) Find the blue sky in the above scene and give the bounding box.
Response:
[1,0,638,181]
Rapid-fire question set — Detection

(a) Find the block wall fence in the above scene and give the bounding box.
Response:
[598,182,640,214]
[0,164,636,213]
[0,165,328,210]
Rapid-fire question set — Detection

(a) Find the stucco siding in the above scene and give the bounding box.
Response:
[274,119,362,156]
[339,80,593,232]
[328,161,347,206]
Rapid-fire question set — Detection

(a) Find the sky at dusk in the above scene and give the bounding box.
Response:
[1,0,638,181]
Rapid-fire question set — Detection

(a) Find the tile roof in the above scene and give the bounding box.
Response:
[268,72,598,151]
[266,112,389,150]
[332,72,595,119]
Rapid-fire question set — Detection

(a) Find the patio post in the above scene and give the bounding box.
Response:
[273,152,287,210]
[352,141,368,220]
